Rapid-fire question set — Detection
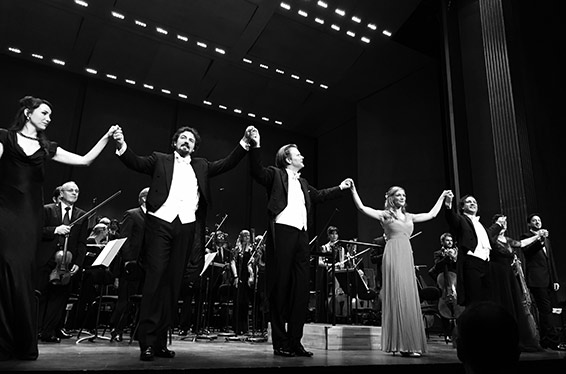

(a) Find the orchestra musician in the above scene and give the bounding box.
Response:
[36,181,88,343]
[248,234,267,334]
[232,230,253,335]
[428,232,462,342]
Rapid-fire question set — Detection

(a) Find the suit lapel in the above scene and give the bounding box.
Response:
[164,154,175,191]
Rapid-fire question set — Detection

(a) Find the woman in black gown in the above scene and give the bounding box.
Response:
[0,96,119,361]
[489,214,547,352]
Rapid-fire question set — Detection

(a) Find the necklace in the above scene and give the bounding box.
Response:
[18,132,40,141]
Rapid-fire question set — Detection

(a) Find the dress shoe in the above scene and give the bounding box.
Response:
[40,335,61,343]
[178,329,188,336]
[294,345,314,357]
[57,329,73,339]
[154,346,175,358]
[273,348,296,357]
[110,329,123,342]
[140,347,154,361]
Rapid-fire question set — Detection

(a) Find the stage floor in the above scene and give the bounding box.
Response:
[1,325,564,374]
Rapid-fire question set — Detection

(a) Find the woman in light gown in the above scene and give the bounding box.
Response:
[347,180,450,357]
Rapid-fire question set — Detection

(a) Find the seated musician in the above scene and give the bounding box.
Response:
[429,232,460,342]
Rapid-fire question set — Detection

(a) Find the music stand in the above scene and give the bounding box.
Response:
[76,238,126,344]
[191,252,220,341]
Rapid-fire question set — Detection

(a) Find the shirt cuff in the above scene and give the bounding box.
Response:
[116,142,127,156]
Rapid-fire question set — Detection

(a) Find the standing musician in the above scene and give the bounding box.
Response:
[428,232,462,342]
[232,229,253,335]
[248,233,267,335]
[36,181,88,343]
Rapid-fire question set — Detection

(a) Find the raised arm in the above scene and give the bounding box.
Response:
[413,190,452,223]
[347,179,386,221]
[519,229,548,248]
[52,124,121,166]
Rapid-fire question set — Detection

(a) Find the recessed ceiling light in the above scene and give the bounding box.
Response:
[335,9,345,17]
[275,121,283,125]
[219,105,227,110]
[161,89,171,94]
[178,93,188,99]
[382,30,392,37]
[315,18,324,25]
[331,24,340,31]
[280,2,291,11]
[320,84,329,89]
[291,74,300,80]
[347,31,355,37]
[298,10,308,17]
[143,84,153,90]
[156,27,168,35]
[197,42,207,48]
[203,100,212,105]
[367,23,377,30]
[234,109,242,114]
[74,0,88,7]
[243,58,253,64]
[317,1,328,9]
[85,68,97,74]
[135,20,146,27]
[177,35,188,42]
[8,47,21,53]
[276,69,285,74]
[352,16,361,23]
[111,11,125,20]
[106,74,117,79]
[247,113,256,118]
[125,79,136,85]
[215,48,226,54]
[52,59,65,66]
[31,54,43,59]
[261,117,269,121]
[361,36,371,43]
[260,64,269,70]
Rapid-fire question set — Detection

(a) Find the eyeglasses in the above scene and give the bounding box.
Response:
[62,188,80,193]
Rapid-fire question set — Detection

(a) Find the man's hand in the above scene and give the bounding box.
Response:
[244,125,260,148]
[54,224,71,236]
[340,178,353,190]
[112,126,125,149]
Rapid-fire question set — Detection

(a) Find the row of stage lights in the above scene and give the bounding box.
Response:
[279,1,392,42]
[72,0,330,93]
[6,45,283,126]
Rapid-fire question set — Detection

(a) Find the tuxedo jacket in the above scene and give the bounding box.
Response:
[37,202,88,290]
[520,231,558,288]
[249,147,347,295]
[118,144,248,281]
[444,205,501,305]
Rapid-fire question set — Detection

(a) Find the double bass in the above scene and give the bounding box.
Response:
[436,247,464,321]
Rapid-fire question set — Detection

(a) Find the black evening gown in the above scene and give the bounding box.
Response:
[0,129,57,360]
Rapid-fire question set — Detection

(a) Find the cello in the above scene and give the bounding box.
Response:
[436,247,464,339]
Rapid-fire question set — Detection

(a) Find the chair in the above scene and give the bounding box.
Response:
[419,286,441,339]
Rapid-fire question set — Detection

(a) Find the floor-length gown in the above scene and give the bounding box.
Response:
[380,214,427,353]
[0,129,57,360]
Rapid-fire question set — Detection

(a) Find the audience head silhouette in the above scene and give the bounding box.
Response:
[456,301,520,373]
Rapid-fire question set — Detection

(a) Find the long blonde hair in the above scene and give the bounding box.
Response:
[383,186,406,220]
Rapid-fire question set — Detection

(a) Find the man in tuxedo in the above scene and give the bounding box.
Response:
[36,181,88,342]
[113,125,255,361]
[108,187,149,342]
[248,129,351,357]
[520,213,565,351]
[443,193,503,307]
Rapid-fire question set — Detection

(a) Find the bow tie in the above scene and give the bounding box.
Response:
[292,172,301,180]
[470,215,480,222]
[175,154,191,165]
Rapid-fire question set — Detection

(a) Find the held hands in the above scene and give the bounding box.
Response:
[444,190,454,205]
[341,178,354,190]
[106,124,121,138]
[112,125,125,148]
[243,125,260,148]
[536,229,549,239]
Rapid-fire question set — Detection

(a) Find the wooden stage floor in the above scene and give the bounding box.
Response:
[1,325,564,374]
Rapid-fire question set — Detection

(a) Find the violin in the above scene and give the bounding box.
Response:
[49,235,73,286]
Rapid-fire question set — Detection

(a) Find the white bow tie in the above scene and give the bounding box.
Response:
[175,154,191,165]
[292,172,301,180]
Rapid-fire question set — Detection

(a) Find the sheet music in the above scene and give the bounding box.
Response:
[200,252,218,276]
[91,238,127,267]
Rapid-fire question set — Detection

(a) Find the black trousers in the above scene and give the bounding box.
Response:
[138,215,195,350]
[269,224,310,351]
[462,255,491,306]
[530,286,561,345]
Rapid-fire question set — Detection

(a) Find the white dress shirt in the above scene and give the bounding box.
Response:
[275,169,307,231]
[466,214,491,261]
